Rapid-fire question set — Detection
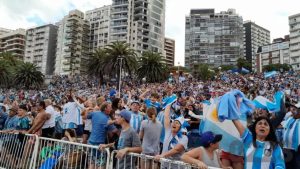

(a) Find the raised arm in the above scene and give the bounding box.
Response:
[139,88,150,101]
[164,105,171,129]
[232,119,245,137]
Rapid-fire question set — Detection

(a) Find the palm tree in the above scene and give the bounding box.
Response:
[87,48,107,83]
[0,52,21,67]
[137,51,168,83]
[104,41,138,77]
[14,62,44,89]
[0,61,11,88]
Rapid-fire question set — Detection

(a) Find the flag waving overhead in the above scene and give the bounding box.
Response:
[264,71,278,78]
[252,91,284,113]
[200,90,254,156]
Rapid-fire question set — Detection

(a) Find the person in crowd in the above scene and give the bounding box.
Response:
[1,107,19,132]
[81,99,96,144]
[130,100,145,133]
[85,102,117,168]
[62,128,77,142]
[99,109,142,169]
[181,131,223,169]
[139,107,162,169]
[154,103,188,168]
[232,116,285,169]
[62,93,85,133]
[0,105,8,130]
[27,101,50,136]
[15,104,31,132]
[42,99,56,138]
[282,103,300,169]
[139,89,161,113]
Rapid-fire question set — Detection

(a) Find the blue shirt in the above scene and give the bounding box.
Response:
[0,111,8,130]
[4,115,19,130]
[145,99,161,113]
[242,129,285,169]
[16,116,31,130]
[87,111,116,144]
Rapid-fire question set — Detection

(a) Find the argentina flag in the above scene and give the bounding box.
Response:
[264,71,278,78]
[200,90,254,156]
[252,91,284,113]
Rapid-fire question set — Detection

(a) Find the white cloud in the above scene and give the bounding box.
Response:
[1,0,299,66]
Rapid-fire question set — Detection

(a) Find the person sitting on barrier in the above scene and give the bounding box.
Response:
[99,109,142,169]
[139,107,163,169]
[181,131,223,169]
[154,100,188,165]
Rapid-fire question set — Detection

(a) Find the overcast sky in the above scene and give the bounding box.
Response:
[1,0,299,66]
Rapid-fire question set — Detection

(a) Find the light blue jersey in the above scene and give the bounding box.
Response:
[130,111,145,133]
[283,117,300,151]
[242,129,285,169]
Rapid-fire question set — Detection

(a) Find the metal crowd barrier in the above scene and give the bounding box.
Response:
[36,137,110,169]
[110,151,221,169]
[0,133,221,169]
[0,133,39,169]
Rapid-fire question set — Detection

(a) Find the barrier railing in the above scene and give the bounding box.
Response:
[0,133,39,169]
[0,133,220,169]
[36,137,110,169]
[110,151,221,169]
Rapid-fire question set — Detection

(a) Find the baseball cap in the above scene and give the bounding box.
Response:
[201,131,222,147]
[119,110,131,123]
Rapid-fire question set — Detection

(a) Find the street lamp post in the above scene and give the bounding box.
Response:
[177,62,180,82]
[117,57,123,98]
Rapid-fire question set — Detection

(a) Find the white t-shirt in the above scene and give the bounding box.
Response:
[62,102,84,125]
[42,105,56,129]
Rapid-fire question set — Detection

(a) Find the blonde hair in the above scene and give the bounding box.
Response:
[146,107,157,123]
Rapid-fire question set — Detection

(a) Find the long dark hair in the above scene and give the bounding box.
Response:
[249,116,278,149]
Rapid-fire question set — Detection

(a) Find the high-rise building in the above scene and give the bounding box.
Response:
[24,24,58,75]
[110,0,165,55]
[185,9,244,68]
[289,13,300,70]
[243,21,270,70]
[86,6,111,51]
[164,37,175,67]
[0,28,12,36]
[0,28,26,60]
[254,36,290,73]
[55,9,90,75]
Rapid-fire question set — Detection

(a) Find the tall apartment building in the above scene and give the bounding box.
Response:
[86,6,111,51]
[0,28,26,60]
[254,36,290,73]
[110,0,165,55]
[289,13,300,70]
[164,37,175,67]
[243,21,270,70]
[0,28,12,35]
[185,9,244,68]
[24,24,58,75]
[55,10,90,75]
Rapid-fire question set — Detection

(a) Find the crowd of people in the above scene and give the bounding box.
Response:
[0,71,300,169]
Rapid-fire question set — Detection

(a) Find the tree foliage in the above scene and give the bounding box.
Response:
[194,64,215,81]
[0,52,44,89]
[237,58,251,70]
[263,63,291,72]
[137,51,168,83]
